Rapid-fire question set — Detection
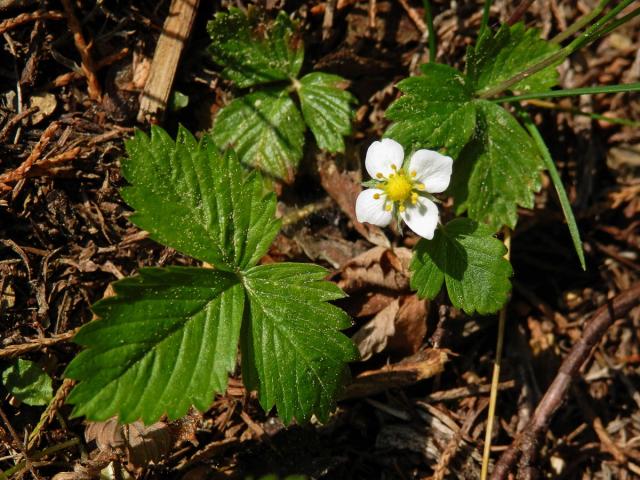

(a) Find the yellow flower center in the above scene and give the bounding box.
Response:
[384,173,413,202]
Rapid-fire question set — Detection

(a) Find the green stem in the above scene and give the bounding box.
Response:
[551,0,610,44]
[566,0,636,52]
[519,109,586,270]
[495,82,640,102]
[422,0,437,62]
[587,6,640,41]
[477,0,636,99]
[479,0,493,37]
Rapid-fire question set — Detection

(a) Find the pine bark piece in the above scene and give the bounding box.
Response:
[137,0,199,123]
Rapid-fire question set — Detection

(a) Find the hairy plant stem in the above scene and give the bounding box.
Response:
[477,0,636,100]
[494,82,640,102]
[480,228,511,480]
[551,0,610,44]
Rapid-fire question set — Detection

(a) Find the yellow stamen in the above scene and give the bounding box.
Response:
[411,192,418,204]
[384,203,392,211]
[410,170,417,177]
[417,183,425,191]
[399,204,405,212]
[384,173,413,202]
[373,193,380,199]
[391,164,397,171]
[376,173,384,179]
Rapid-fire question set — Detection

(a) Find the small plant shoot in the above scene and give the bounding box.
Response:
[208,8,356,182]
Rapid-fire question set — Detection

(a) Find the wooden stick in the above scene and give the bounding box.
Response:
[137,0,199,124]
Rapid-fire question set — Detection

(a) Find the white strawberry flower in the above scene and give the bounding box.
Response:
[355,138,453,240]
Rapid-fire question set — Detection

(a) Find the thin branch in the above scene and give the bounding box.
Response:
[492,283,640,479]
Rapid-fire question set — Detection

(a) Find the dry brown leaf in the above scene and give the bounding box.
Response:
[335,246,412,293]
[346,291,396,318]
[352,298,400,360]
[126,421,172,467]
[317,155,389,247]
[386,294,429,356]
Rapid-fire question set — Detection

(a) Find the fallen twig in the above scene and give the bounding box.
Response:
[61,0,101,100]
[492,283,640,479]
[0,329,78,359]
[0,10,63,35]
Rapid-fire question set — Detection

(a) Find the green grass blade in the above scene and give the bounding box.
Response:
[520,110,586,270]
[496,82,640,102]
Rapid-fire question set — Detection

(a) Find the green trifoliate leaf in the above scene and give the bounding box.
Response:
[207,8,303,88]
[65,267,245,423]
[449,101,543,230]
[212,88,305,182]
[241,263,359,423]
[385,63,477,158]
[122,126,279,270]
[466,22,560,95]
[411,218,512,315]
[298,72,356,152]
[2,359,53,406]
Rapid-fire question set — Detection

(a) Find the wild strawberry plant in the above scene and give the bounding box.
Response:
[208,8,356,182]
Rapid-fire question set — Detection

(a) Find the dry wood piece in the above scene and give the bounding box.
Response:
[341,348,449,399]
[137,0,200,124]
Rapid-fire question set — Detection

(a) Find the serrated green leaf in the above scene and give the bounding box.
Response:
[241,263,358,423]
[65,267,244,423]
[449,101,543,230]
[467,22,560,95]
[411,218,512,315]
[122,126,279,270]
[207,8,303,88]
[212,88,305,182]
[385,63,477,158]
[298,72,356,152]
[2,359,53,406]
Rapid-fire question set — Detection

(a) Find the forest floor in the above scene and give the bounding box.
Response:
[0,0,639,479]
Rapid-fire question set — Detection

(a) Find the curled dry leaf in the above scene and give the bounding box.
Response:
[85,417,172,467]
[334,246,412,293]
[351,294,428,361]
[352,298,400,361]
[386,294,429,356]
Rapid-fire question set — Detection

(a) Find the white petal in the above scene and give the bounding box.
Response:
[400,197,439,239]
[365,138,404,179]
[408,149,453,193]
[355,188,392,227]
